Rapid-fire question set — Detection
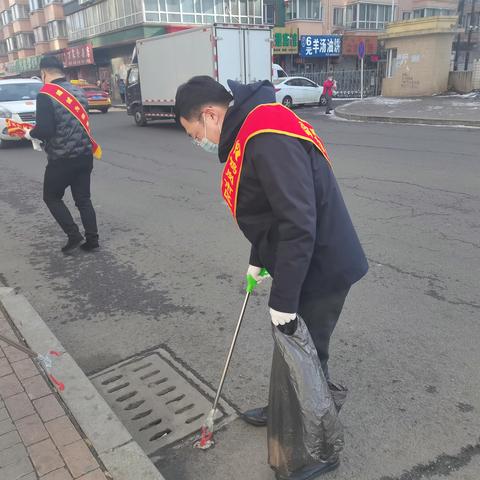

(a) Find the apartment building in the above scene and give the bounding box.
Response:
[62,0,266,92]
[0,0,67,75]
[271,0,463,75]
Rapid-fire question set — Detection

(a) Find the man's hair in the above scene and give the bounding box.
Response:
[39,55,64,74]
[175,76,233,121]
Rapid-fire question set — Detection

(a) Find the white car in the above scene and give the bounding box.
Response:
[274,76,326,108]
[0,78,42,149]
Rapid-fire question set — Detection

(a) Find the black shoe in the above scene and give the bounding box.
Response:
[241,406,268,427]
[61,235,83,253]
[275,456,340,480]
[80,241,99,252]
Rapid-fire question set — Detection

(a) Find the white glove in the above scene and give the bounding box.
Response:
[270,308,296,326]
[246,265,270,284]
[23,128,32,140]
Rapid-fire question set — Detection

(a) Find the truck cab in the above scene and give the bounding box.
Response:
[126,65,147,126]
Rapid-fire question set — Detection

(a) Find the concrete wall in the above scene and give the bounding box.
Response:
[381,17,457,96]
[448,70,473,93]
[473,60,480,90]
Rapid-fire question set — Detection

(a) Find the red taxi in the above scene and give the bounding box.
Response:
[70,80,111,113]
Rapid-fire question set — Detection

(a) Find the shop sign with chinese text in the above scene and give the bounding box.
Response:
[273,28,299,55]
[63,44,94,68]
[300,35,341,58]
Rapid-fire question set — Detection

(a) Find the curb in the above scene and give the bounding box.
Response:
[0,287,166,480]
[334,106,480,127]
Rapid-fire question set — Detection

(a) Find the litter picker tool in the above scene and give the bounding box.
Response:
[193,268,269,450]
[0,332,65,391]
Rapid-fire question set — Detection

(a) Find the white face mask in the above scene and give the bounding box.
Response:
[196,113,219,154]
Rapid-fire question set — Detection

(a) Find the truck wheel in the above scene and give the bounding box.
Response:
[101,108,109,114]
[282,96,293,108]
[319,95,327,106]
[134,107,147,126]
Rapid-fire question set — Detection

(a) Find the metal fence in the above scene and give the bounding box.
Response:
[302,69,381,98]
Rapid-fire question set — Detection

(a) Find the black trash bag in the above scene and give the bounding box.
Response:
[328,380,348,413]
[268,316,344,479]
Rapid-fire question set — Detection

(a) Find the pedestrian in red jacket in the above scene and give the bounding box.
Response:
[323,75,336,114]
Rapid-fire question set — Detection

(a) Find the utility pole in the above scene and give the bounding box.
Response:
[453,0,465,71]
[464,0,477,70]
[387,0,395,77]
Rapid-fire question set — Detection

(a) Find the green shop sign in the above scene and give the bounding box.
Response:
[273,28,299,55]
[7,55,42,74]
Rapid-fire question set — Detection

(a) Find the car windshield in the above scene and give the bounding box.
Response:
[0,83,42,102]
[84,88,103,93]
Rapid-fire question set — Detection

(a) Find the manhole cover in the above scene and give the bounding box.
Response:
[90,348,234,455]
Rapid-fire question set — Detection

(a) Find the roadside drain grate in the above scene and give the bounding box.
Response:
[90,348,228,455]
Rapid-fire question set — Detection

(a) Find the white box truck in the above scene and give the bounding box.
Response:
[126,24,272,126]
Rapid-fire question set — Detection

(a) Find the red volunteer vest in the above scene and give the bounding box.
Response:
[221,103,332,218]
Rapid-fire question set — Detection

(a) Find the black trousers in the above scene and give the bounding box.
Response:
[298,288,349,380]
[43,155,98,241]
[325,93,333,113]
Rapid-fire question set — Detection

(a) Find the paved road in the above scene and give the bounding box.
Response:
[0,108,479,480]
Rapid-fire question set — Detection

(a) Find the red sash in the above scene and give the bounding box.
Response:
[221,103,332,218]
[40,83,102,159]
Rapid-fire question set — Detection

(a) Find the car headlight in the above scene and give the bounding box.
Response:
[0,107,12,119]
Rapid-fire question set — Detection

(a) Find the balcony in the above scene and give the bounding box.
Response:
[12,18,32,33]
[0,0,8,10]
[44,3,64,22]
[8,52,18,61]
[30,9,45,28]
[17,47,35,58]
[9,0,29,6]
[35,41,49,55]
[49,37,67,51]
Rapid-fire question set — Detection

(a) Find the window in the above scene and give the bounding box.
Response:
[386,47,397,78]
[0,82,42,102]
[285,79,299,86]
[413,8,454,18]
[333,7,343,26]
[346,3,392,30]
[287,0,321,20]
[34,26,48,42]
[298,78,317,87]
[16,33,35,49]
[0,41,7,55]
[127,67,139,85]
[142,0,263,26]
[29,0,44,11]
[346,4,356,28]
[12,4,30,20]
[402,11,411,20]
[6,37,18,52]
[47,20,67,39]
[264,3,274,24]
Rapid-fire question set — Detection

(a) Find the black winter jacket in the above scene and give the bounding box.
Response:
[219,81,368,313]
[31,78,92,162]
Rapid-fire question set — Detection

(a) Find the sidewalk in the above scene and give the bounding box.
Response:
[0,287,165,480]
[0,310,107,480]
[335,94,480,127]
